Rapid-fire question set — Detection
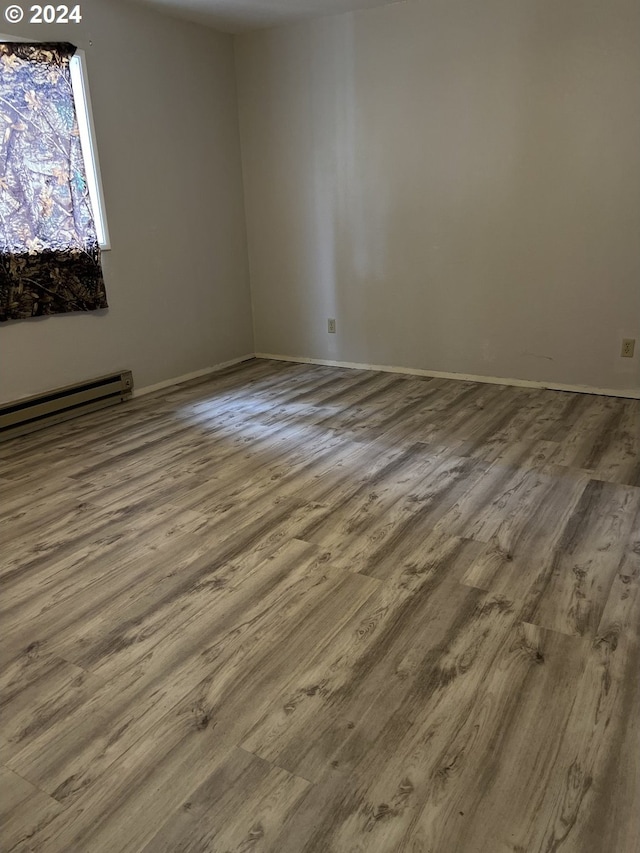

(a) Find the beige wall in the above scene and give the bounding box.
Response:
[236,0,640,392]
[0,0,254,403]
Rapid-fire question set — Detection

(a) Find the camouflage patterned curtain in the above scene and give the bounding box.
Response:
[0,42,107,321]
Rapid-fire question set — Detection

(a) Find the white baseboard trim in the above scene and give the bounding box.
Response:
[255,353,640,400]
[133,354,255,398]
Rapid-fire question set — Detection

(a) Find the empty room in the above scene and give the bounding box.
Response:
[1,0,639,850]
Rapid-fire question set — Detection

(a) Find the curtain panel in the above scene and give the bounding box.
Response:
[0,42,107,321]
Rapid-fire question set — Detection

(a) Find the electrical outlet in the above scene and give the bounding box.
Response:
[621,338,636,358]
[328,318,336,334]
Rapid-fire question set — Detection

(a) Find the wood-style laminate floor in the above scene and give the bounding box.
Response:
[1,358,639,853]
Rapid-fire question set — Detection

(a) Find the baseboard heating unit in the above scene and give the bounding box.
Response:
[0,370,133,441]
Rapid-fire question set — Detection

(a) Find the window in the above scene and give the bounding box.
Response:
[0,40,108,321]
[68,50,109,250]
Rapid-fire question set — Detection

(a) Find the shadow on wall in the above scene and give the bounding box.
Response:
[307,14,388,365]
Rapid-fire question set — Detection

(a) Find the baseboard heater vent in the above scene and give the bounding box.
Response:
[0,370,133,442]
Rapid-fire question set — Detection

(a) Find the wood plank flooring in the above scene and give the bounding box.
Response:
[1,358,639,852]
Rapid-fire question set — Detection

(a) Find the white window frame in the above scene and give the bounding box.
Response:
[0,35,110,249]
[68,51,109,249]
